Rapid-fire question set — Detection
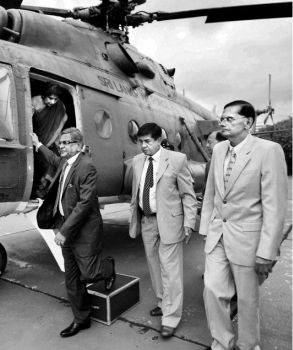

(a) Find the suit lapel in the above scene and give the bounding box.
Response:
[156,148,169,184]
[49,158,66,189]
[216,141,229,198]
[134,154,146,195]
[62,153,83,197]
[224,134,254,196]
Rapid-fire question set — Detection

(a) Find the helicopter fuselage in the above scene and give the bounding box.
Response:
[0,8,217,217]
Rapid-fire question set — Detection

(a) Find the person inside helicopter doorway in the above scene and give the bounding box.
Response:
[32,82,68,198]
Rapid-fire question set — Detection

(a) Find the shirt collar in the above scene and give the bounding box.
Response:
[149,147,161,162]
[66,152,80,165]
[228,134,249,155]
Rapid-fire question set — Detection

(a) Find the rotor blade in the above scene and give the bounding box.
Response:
[20,5,72,17]
[153,3,292,23]
[0,0,23,9]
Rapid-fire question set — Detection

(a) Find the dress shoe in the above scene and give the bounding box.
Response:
[150,306,163,317]
[60,320,91,338]
[104,256,116,291]
[161,325,175,338]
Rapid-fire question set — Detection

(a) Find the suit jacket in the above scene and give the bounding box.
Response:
[129,148,197,244]
[199,134,287,266]
[37,145,103,257]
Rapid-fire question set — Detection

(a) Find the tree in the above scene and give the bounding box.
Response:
[255,117,292,175]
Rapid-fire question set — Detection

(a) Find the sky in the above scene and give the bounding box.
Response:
[23,0,292,122]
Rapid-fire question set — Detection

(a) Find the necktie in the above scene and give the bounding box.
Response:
[142,157,154,216]
[224,148,236,190]
[53,161,68,216]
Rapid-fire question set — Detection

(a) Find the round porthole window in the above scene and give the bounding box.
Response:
[175,132,183,150]
[94,110,112,139]
[128,120,139,143]
[161,128,167,140]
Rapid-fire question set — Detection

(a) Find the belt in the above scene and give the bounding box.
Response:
[143,212,156,217]
[139,207,156,217]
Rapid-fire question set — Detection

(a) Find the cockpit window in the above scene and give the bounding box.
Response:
[0,67,15,141]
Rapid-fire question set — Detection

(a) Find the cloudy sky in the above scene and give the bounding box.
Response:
[23,0,292,122]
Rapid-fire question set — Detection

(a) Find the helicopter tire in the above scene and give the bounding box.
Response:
[0,242,7,276]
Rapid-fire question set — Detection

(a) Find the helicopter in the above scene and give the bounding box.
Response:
[0,0,291,274]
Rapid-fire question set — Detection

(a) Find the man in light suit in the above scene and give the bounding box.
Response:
[200,101,287,350]
[31,128,116,338]
[129,123,197,338]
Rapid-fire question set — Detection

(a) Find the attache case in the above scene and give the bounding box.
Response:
[87,273,140,325]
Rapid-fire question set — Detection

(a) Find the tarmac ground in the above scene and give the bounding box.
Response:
[0,188,292,350]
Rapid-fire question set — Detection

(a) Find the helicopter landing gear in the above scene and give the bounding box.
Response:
[0,243,7,276]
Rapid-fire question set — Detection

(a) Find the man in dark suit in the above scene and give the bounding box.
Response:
[31,128,116,338]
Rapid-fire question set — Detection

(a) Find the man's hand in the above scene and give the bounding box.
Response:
[184,226,193,244]
[54,231,66,247]
[31,132,39,147]
[255,257,274,285]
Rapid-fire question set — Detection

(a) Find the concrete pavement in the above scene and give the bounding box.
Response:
[0,193,292,350]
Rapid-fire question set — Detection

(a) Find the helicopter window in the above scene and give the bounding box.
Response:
[175,132,183,151]
[94,110,112,139]
[0,67,15,141]
[128,120,139,143]
[161,128,168,140]
[159,64,168,75]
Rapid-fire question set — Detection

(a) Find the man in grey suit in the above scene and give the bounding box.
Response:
[200,101,287,350]
[129,123,197,338]
[31,128,116,337]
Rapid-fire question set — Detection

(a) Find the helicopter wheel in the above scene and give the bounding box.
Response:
[0,243,7,276]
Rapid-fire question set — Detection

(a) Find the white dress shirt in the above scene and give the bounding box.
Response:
[58,152,80,215]
[139,147,162,214]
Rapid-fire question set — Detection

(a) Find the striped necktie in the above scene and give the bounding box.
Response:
[224,148,236,190]
[142,157,154,216]
[53,161,68,216]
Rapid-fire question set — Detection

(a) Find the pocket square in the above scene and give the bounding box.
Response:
[68,184,73,188]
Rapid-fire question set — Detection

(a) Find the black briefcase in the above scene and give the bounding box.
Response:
[87,273,140,325]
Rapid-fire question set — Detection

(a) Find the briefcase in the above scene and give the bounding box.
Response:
[87,273,140,325]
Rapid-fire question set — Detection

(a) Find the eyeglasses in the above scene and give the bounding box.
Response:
[58,141,77,146]
[218,116,245,124]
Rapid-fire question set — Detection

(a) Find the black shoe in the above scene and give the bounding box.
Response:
[104,257,116,291]
[161,325,175,338]
[60,320,91,338]
[150,306,163,317]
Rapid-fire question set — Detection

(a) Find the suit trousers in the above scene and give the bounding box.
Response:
[55,213,112,323]
[204,237,260,350]
[141,215,183,328]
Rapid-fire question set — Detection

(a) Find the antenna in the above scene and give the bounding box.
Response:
[264,74,274,125]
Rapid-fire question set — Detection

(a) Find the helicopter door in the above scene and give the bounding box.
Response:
[77,86,123,196]
[0,65,28,215]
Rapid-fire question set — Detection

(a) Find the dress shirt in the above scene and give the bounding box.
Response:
[139,147,161,214]
[224,134,249,175]
[58,152,80,215]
